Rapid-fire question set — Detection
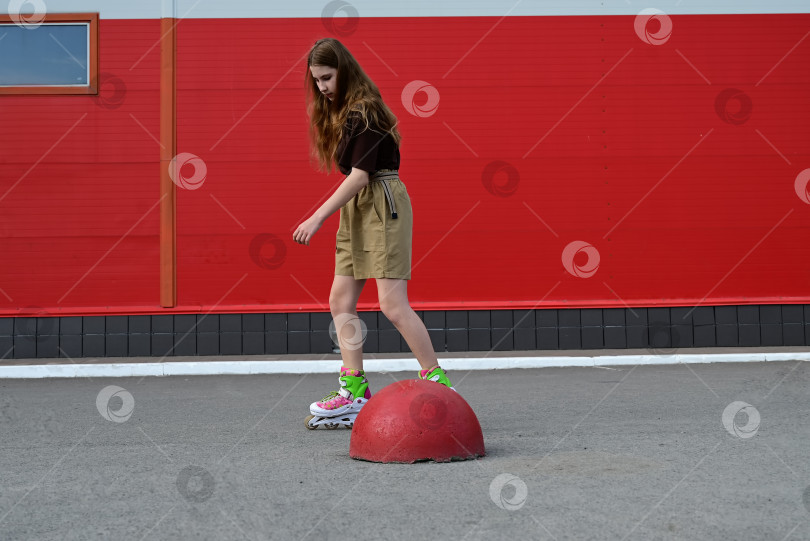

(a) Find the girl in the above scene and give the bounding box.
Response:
[294,38,453,430]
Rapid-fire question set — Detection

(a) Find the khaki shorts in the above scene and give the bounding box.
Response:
[335,171,412,280]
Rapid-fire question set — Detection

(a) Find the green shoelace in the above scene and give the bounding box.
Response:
[319,390,340,402]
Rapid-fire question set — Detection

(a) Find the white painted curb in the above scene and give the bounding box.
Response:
[0,352,808,378]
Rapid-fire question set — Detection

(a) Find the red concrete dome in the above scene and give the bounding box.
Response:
[349,379,485,463]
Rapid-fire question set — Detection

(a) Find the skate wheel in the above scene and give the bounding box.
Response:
[304,415,317,430]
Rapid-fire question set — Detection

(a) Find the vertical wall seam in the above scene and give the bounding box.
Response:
[159,17,177,307]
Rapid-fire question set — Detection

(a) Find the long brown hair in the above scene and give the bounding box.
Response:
[306,38,401,172]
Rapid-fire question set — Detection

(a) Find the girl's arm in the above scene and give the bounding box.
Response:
[293,167,370,245]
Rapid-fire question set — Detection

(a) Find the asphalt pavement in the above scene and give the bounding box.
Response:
[1,361,809,540]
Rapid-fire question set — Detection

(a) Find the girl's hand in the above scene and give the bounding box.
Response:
[293,215,323,246]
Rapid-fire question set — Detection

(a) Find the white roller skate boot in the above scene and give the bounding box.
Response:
[305,367,371,430]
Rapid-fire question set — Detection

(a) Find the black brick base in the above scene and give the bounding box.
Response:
[1,304,808,359]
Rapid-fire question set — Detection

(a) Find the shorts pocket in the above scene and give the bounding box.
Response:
[335,207,351,245]
[357,188,384,251]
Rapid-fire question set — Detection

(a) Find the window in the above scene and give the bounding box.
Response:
[0,13,98,94]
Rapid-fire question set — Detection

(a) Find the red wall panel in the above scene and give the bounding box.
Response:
[1,14,809,315]
[0,19,162,315]
[174,14,810,312]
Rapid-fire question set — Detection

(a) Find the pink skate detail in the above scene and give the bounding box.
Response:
[364,388,372,399]
[420,365,441,379]
[316,394,353,410]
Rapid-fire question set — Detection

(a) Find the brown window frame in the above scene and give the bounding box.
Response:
[0,12,98,95]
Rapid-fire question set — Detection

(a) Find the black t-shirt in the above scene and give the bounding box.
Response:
[336,111,400,175]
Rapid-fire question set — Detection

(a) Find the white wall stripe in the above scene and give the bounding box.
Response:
[0,353,807,378]
[6,0,809,19]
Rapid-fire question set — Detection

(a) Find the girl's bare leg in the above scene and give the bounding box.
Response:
[329,275,367,371]
[376,278,438,371]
